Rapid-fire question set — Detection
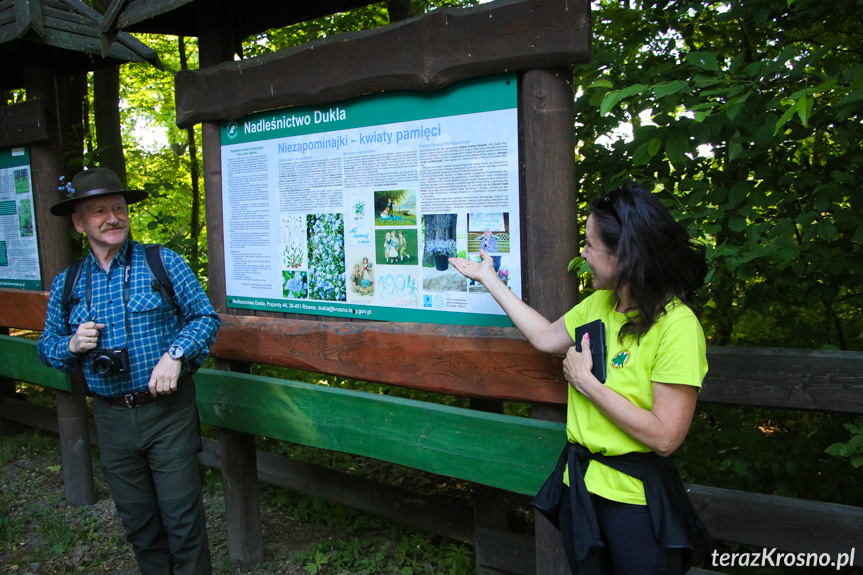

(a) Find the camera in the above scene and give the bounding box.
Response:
[87,348,131,376]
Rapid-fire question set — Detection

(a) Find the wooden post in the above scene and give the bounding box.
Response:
[23,55,95,506]
[56,371,96,505]
[532,404,568,574]
[198,1,263,565]
[520,68,578,574]
[0,326,21,435]
[470,398,510,574]
[217,359,263,565]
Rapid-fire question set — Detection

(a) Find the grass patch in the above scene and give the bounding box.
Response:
[0,429,57,467]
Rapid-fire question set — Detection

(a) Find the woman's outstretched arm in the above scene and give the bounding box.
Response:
[449,251,573,355]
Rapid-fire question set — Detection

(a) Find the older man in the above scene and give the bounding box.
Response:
[480,228,501,272]
[38,167,220,575]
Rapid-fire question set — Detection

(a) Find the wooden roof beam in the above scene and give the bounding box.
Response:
[14,0,46,39]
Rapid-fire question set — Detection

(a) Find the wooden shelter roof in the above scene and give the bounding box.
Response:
[0,0,162,91]
[101,0,377,39]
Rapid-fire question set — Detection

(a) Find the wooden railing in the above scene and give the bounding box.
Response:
[1,290,862,573]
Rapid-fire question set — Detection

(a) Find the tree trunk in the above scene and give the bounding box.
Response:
[93,66,127,185]
[179,36,202,272]
[57,73,88,258]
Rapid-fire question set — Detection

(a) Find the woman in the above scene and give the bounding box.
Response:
[449,181,711,574]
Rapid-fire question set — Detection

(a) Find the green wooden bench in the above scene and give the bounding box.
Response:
[4,329,861,574]
[0,334,70,391]
[194,368,564,497]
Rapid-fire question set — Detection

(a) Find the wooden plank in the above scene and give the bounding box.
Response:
[0,394,62,433]
[36,28,147,62]
[99,0,125,32]
[15,0,46,39]
[174,0,592,127]
[475,525,536,575]
[42,5,96,28]
[699,347,863,413]
[0,334,71,391]
[209,315,863,411]
[0,99,49,147]
[0,4,14,23]
[194,368,566,496]
[210,314,568,404]
[0,289,49,330]
[117,0,376,38]
[689,484,863,566]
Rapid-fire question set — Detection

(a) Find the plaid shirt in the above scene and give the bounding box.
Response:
[38,240,221,397]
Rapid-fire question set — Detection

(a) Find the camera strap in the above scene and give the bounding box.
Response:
[85,244,134,346]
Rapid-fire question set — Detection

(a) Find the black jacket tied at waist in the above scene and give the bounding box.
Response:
[531,442,712,573]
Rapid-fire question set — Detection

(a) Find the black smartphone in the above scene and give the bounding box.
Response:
[574,319,607,383]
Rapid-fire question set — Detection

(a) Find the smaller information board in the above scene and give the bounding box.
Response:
[0,147,41,290]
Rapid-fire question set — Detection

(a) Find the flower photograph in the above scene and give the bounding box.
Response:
[307,213,347,302]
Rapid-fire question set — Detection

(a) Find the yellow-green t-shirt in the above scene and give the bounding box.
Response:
[562,291,708,505]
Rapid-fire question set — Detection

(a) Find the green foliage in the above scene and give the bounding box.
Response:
[116,34,210,283]
[0,429,57,467]
[678,406,863,506]
[0,491,14,546]
[575,0,863,350]
[294,526,475,575]
[825,418,863,469]
[571,0,863,516]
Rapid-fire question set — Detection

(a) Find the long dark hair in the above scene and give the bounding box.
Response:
[588,181,707,343]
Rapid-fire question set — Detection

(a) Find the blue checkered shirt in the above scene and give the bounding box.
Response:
[38,240,221,397]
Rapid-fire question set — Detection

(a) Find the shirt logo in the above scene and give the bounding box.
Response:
[611,350,630,369]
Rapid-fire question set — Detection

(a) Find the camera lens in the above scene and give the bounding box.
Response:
[92,354,116,376]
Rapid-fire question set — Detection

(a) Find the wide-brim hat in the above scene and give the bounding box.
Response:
[50,168,148,216]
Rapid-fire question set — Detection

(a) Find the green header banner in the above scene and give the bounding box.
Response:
[221,74,517,145]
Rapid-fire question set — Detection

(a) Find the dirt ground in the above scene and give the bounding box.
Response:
[0,441,362,575]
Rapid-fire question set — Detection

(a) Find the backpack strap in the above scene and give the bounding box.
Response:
[61,257,86,328]
[143,244,184,327]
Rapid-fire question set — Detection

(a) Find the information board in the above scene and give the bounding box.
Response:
[0,147,41,290]
[220,74,520,326]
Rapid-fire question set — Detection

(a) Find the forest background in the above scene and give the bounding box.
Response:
[3,0,863,572]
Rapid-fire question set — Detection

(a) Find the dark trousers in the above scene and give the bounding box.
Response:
[558,485,683,575]
[94,380,210,575]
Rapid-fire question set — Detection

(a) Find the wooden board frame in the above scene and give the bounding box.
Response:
[175,0,591,127]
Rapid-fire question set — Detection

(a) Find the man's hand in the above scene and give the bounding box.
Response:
[68,321,105,355]
[148,353,182,396]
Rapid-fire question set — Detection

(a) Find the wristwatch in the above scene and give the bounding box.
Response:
[168,344,184,360]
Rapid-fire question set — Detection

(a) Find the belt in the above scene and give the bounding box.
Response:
[96,375,195,408]
[99,391,157,408]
